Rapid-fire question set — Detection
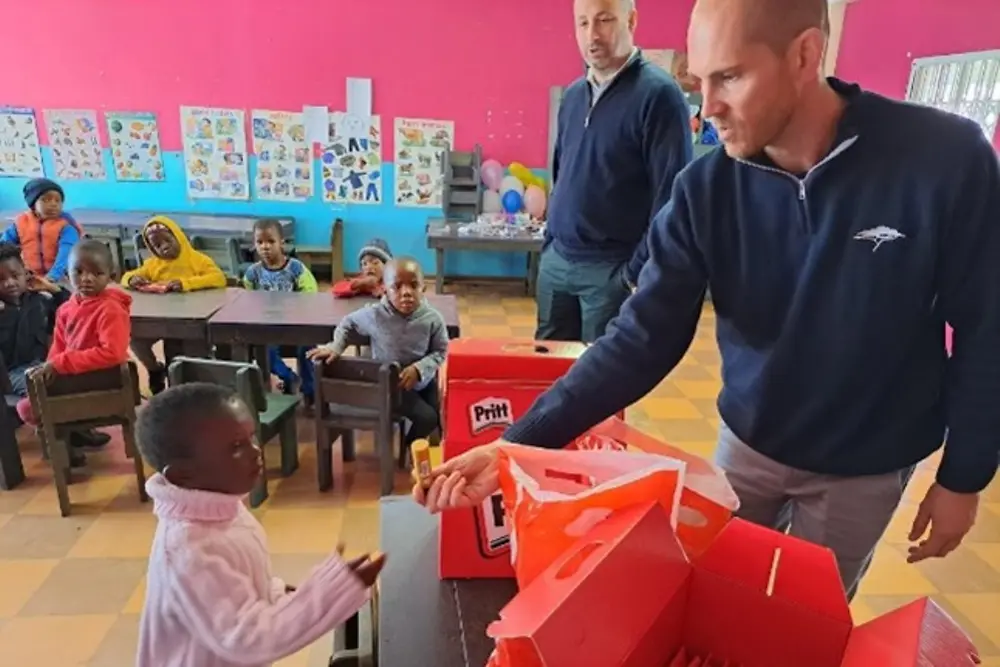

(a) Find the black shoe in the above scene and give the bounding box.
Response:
[280,374,300,395]
[70,429,110,451]
[148,368,166,395]
[70,449,87,468]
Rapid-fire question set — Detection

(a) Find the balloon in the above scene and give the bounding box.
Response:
[523,185,547,218]
[509,162,535,187]
[500,175,524,196]
[482,189,502,214]
[481,159,504,191]
[501,189,523,214]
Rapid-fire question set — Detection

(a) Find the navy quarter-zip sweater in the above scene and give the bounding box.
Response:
[547,53,692,281]
[507,79,1000,494]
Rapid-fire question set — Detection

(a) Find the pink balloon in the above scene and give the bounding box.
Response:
[481,159,504,191]
[523,185,547,218]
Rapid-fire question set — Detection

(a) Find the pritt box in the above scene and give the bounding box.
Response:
[439,339,588,580]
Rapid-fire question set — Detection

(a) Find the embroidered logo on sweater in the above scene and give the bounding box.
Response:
[853,226,906,252]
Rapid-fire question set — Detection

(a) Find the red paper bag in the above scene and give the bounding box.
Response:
[497,445,685,588]
[569,417,739,558]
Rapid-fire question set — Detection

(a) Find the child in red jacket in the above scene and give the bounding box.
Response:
[17,240,132,430]
[331,238,392,298]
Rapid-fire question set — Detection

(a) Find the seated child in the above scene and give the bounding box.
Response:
[243,219,318,402]
[122,215,226,393]
[0,178,82,285]
[0,241,122,463]
[310,257,448,446]
[331,237,391,298]
[136,383,385,667]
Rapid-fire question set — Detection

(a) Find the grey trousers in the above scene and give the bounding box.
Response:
[715,423,914,600]
[535,246,630,343]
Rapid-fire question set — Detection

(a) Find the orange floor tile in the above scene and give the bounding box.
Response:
[0,284,997,665]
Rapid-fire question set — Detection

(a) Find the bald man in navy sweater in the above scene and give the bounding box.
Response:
[418,0,1000,600]
[538,0,692,342]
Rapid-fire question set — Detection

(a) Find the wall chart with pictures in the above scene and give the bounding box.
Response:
[180,106,249,200]
[106,112,164,181]
[393,117,453,207]
[251,109,312,201]
[0,106,43,177]
[43,109,106,180]
[321,112,382,204]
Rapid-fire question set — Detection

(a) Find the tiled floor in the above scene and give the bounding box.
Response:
[0,284,998,665]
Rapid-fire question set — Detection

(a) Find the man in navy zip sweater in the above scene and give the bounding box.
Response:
[417,0,999,599]
[537,0,692,342]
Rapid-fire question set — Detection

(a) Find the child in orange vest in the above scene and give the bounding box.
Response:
[331,238,391,298]
[0,178,83,284]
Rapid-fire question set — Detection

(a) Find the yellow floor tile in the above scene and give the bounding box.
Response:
[0,614,117,664]
[259,508,345,554]
[123,578,146,615]
[67,514,156,559]
[0,559,58,618]
[640,397,704,420]
[18,475,128,516]
[672,380,721,399]
[855,545,938,597]
[946,594,1000,647]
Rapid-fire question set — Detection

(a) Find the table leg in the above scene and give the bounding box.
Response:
[526,251,540,297]
[0,406,25,490]
[253,345,271,381]
[435,248,445,294]
[182,339,212,359]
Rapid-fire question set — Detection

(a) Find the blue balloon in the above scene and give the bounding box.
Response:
[501,189,523,213]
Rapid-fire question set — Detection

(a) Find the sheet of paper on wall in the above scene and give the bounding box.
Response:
[393,117,454,208]
[251,109,313,201]
[303,105,329,144]
[106,112,164,182]
[0,107,44,178]
[179,106,250,200]
[43,109,106,180]
[346,77,372,120]
[321,112,382,205]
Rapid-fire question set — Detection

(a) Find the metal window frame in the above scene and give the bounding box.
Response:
[906,49,1000,140]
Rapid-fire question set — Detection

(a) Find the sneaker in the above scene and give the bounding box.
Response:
[279,374,300,396]
[70,429,110,450]
[148,368,166,395]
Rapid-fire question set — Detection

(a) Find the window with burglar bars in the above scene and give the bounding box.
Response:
[906,50,1000,141]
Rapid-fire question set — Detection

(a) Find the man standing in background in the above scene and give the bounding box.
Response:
[537,0,692,342]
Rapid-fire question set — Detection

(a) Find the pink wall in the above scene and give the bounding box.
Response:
[837,0,1000,146]
[0,0,693,167]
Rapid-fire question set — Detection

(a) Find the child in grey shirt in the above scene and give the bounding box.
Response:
[309,257,448,445]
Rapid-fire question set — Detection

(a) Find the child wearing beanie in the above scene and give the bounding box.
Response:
[331,238,392,298]
[0,178,83,284]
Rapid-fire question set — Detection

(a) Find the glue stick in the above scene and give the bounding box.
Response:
[411,439,432,488]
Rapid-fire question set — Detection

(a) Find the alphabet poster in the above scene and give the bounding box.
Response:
[43,109,106,180]
[106,112,164,181]
[0,106,43,177]
[180,106,249,200]
[321,112,382,205]
[251,109,313,201]
[393,117,453,207]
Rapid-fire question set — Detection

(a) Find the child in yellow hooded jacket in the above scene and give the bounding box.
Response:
[123,216,227,393]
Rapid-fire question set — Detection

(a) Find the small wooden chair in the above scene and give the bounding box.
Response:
[26,362,147,517]
[167,356,300,508]
[313,358,404,496]
[0,358,25,490]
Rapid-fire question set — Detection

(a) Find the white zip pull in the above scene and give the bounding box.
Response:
[798,181,806,201]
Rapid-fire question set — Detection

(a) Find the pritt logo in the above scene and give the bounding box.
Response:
[469,397,513,435]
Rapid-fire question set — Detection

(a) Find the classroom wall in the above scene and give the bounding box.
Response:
[836,0,1000,147]
[0,0,694,278]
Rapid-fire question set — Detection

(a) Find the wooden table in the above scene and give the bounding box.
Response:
[426,218,544,295]
[130,288,243,358]
[373,497,515,666]
[208,292,461,379]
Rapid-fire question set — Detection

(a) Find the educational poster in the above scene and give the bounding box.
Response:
[251,109,313,201]
[321,113,382,204]
[180,106,249,200]
[393,117,453,207]
[43,109,106,180]
[106,112,164,181]
[0,107,43,177]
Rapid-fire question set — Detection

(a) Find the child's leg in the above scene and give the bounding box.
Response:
[297,347,314,401]
[399,383,442,446]
[7,364,34,398]
[266,346,297,391]
[131,338,166,393]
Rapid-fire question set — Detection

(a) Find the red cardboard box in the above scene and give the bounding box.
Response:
[439,339,589,579]
[488,503,978,667]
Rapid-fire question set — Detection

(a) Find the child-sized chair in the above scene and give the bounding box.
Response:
[167,356,300,508]
[0,360,26,490]
[313,358,404,496]
[26,362,147,517]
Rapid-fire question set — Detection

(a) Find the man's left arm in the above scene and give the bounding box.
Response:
[625,83,693,284]
[938,132,1000,494]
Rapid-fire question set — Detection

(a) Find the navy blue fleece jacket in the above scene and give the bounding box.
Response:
[547,52,692,282]
[506,80,1000,494]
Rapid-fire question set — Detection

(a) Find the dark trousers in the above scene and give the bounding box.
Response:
[400,382,440,446]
